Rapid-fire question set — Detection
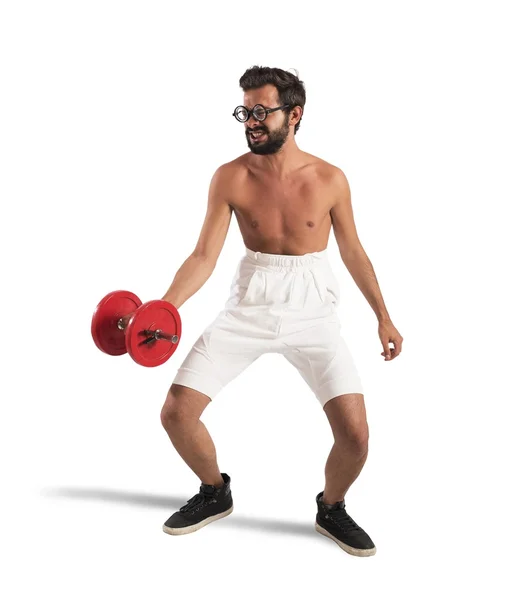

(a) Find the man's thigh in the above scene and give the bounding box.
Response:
[171,310,266,401]
[282,319,364,408]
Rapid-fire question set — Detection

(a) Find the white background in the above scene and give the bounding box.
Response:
[1,0,508,598]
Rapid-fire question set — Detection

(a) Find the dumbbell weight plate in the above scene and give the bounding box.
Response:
[125,300,182,367]
[91,290,143,356]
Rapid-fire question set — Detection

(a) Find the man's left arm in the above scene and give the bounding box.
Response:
[329,168,404,361]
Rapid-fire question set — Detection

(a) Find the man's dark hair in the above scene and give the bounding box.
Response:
[239,66,306,134]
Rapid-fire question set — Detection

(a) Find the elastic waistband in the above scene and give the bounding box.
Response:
[245,246,328,268]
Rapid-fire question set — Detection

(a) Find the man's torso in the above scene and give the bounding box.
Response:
[225,151,339,255]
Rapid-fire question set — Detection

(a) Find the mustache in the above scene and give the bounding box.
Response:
[247,128,267,134]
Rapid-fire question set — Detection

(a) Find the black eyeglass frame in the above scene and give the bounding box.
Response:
[232,103,290,122]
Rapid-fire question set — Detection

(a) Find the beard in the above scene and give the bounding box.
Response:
[246,113,290,155]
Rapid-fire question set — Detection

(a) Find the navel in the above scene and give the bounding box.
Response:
[251,220,259,228]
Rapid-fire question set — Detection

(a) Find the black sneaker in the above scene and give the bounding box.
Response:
[315,492,376,556]
[163,473,233,535]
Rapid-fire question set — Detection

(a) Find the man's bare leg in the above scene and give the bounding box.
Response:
[160,384,224,488]
[322,393,369,504]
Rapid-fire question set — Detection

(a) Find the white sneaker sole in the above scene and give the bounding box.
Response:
[163,504,234,536]
[315,522,376,557]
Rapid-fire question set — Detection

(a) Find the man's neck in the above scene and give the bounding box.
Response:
[249,140,304,179]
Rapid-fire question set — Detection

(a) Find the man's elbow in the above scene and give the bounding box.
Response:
[190,250,218,270]
[339,242,366,264]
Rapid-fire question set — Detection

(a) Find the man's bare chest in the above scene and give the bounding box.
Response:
[230,174,334,233]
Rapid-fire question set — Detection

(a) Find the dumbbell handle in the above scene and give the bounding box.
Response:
[117,313,135,331]
[117,314,179,344]
[141,329,179,344]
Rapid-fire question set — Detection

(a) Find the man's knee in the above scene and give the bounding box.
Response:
[350,425,369,457]
[324,393,369,455]
[160,384,211,429]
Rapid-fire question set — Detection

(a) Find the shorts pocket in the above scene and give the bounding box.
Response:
[314,264,340,306]
[239,270,262,305]
[323,265,340,305]
[225,261,258,307]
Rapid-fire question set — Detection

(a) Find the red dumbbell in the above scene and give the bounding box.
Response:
[91,290,182,367]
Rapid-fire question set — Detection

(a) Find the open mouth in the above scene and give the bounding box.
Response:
[249,130,267,141]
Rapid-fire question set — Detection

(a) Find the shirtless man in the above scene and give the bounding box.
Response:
[159,66,403,557]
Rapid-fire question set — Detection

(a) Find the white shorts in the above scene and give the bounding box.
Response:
[172,247,364,408]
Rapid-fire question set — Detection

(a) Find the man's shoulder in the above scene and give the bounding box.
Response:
[215,154,250,176]
[301,155,344,187]
[213,155,250,189]
[312,156,344,179]
[210,156,248,201]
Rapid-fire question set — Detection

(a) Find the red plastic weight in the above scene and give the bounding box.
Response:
[125,300,182,367]
[91,290,142,356]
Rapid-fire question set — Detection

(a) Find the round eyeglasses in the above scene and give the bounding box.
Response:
[232,103,290,123]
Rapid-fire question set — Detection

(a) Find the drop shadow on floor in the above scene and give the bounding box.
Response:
[41,486,317,537]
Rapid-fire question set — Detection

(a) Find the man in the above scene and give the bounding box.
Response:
[159,66,403,557]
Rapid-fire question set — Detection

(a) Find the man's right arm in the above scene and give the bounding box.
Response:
[161,165,233,309]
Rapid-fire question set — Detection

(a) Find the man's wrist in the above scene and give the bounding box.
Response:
[162,296,181,309]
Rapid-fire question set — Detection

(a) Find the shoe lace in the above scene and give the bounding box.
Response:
[179,490,215,513]
[327,508,361,533]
